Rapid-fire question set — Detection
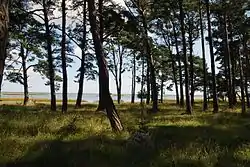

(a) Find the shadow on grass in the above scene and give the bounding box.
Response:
[3,124,250,167]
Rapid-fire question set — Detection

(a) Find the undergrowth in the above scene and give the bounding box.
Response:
[0,101,250,167]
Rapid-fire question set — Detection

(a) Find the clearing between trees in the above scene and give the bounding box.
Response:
[0,101,250,167]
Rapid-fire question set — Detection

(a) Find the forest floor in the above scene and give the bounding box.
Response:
[0,100,250,167]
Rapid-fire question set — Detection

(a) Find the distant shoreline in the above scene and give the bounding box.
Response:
[0,92,203,103]
[1,92,203,96]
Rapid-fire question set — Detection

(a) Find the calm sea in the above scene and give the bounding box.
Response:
[1,92,203,102]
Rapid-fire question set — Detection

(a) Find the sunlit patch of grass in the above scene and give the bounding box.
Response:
[234,144,250,161]
[0,101,250,166]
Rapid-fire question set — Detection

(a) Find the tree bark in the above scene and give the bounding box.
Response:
[179,0,192,114]
[199,0,208,111]
[21,45,29,105]
[118,43,123,104]
[228,20,237,105]
[42,0,56,111]
[0,0,9,96]
[110,44,122,104]
[146,66,150,104]
[140,54,145,104]
[75,0,87,108]
[172,21,184,107]
[96,0,106,111]
[160,77,163,103]
[188,17,194,106]
[231,49,237,105]
[131,53,136,103]
[141,14,158,113]
[88,0,123,132]
[163,31,179,105]
[243,35,250,108]
[238,47,246,114]
[223,13,233,108]
[205,0,219,113]
[61,0,68,113]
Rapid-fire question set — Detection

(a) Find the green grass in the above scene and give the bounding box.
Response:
[0,101,250,167]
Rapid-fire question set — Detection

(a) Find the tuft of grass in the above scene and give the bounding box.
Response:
[0,101,250,166]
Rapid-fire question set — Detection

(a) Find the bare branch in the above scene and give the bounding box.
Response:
[26,64,37,71]
[67,53,82,61]
[55,27,82,48]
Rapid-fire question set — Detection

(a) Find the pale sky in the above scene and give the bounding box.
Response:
[2,0,215,95]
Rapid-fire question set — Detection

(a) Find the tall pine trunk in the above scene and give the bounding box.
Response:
[75,0,87,108]
[243,35,250,108]
[172,21,184,107]
[140,55,145,104]
[199,0,208,111]
[160,78,164,103]
[238,47,246,114]
[43,0,56,111]
[223,13,233,108]
[131,53,136,103]
[111,46,122,104]
[179,0,192,114]
[118,50,122,104]
[228,21,237,105]
[61,0,68,113]
[188,17,194,106]
[205,0,218,113]
[146,67,150,104]
[96,0,105,111]
[141,15,158,113]
[0,0,9,96]
[20,45,29,105]
[112,46,122,104]
[88,0,123,132]
[170,52,179,105]
[118,43,123,104]
[162,31,179,105]
[231,51,237,105]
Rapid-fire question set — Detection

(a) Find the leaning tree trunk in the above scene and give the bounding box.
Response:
[88,0,123,132]
[199,0,208,111]
[172,21,184,107]
[205,0,219,113]
[179,0,192,114]
[0,0,9,95]
[75,0,87,108]
[61,0,68,113]
[43,0,56,111]
[20,45,29,105]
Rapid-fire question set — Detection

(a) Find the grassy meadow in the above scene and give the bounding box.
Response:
[0,99,250,167]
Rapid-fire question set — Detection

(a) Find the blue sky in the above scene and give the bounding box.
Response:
[2,0,216,95]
